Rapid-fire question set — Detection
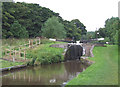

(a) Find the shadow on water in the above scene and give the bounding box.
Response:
[2,60,90,85]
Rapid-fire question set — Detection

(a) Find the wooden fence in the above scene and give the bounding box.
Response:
[3,38,41,62]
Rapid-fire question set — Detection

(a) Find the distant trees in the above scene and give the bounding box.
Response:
[41,16,66,39]
[62,19,87,40]
[71,19,87,35]
[97,17,120,44]
[81,32,95,40]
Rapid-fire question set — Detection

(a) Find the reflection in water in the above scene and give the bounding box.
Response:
[2,60,89,85]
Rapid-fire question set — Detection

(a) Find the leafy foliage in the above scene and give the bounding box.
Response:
[41,16,66,39]
[26,42,64,65]
[81,32,96,40]
[2,2,59,38]
[62,19,87,40]
[10,21,28,38]
[2,2,86,40]
[97,17,120,44]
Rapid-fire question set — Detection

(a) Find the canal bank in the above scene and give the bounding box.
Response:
[66,45,118,85]
[1,42,94,72]
[2,44,95,85]
[1,42,65,71]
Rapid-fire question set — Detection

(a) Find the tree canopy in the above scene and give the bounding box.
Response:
[2,2,87,40]
[2,2,59,38]
[10,20,28,38]
[61,19,87,40]
[41,16,66,39]
[97,17,120,44]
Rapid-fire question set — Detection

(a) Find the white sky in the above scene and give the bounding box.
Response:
[14,0,119,31]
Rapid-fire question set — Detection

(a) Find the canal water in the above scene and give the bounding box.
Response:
[2,60,89,86]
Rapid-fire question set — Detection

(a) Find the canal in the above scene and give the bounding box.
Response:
[2,60,90,86]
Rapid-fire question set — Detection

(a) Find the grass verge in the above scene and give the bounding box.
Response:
[2,38,65,68]
[0,59,24,68]
[26,42,65,65]
[66,45,118,85]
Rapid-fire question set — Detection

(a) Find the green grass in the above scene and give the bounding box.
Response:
[0,59,25,68]
[66,45,118,85]
[2,38,65,68]
[2,38,54,56]
[26,42,65,65]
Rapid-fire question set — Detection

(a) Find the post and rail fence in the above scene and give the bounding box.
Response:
[2,38,41,62]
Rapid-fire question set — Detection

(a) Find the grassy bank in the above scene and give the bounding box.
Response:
[1,38,65,68]
[26,42,65,65]
[66,45,118,85]
[0,59,24,68]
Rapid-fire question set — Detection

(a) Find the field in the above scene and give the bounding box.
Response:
[66,45,118,85]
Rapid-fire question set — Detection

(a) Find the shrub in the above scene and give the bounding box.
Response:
[26,43,64,65]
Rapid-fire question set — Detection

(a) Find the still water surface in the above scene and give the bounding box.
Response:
[2,60,89,85]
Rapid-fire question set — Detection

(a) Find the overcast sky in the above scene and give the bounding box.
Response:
[14,0,119,31]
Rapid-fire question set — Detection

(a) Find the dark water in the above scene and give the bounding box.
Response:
[2,60,89,86]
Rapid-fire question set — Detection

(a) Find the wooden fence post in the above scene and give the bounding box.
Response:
[24,51,26,60]
[9,48,11,58]
[39,38,40,44]
[36,39,37,45]
[19,47,21,58]
[5,49,7,56]
[13,49,15,62]
[15,50,16,58]
[29,40,31,48]
[32,40,33,47]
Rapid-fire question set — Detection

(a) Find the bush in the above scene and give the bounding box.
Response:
[26,43,64,65]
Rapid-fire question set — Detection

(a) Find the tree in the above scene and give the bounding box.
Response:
[113,30,119,44]
[10,21,29,38]
[2,2,59,38]
[71,19,87,35]
[61,19,86,40]
[41,16,66,39]
[2,2,86,39]
[99,28,106,38]
[97,17,120,44]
